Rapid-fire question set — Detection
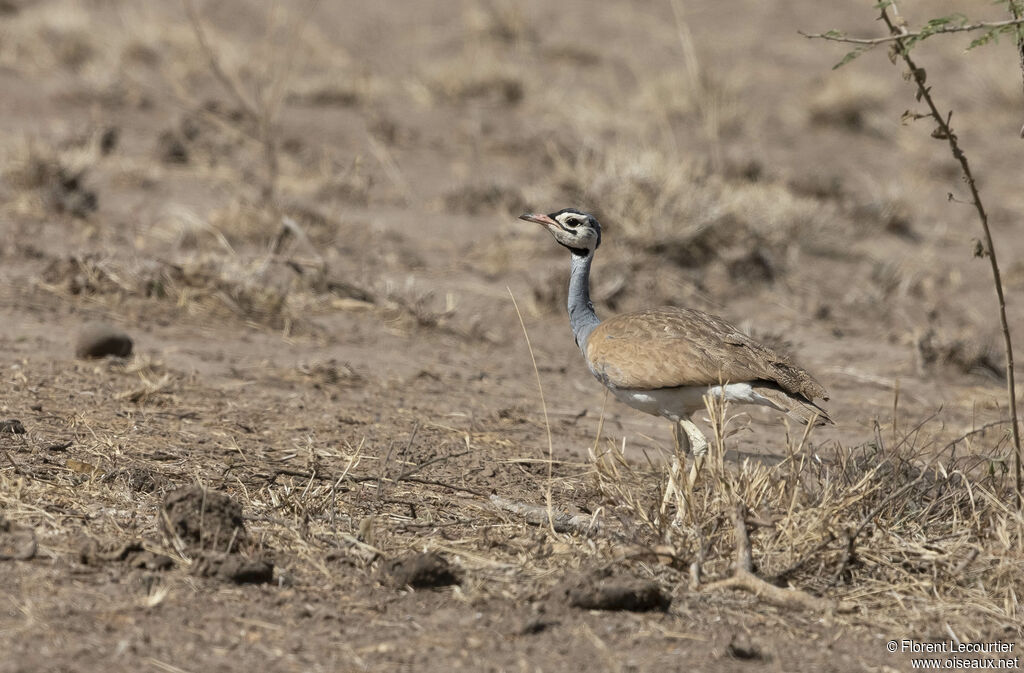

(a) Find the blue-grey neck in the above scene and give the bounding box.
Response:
[568,250,601,352]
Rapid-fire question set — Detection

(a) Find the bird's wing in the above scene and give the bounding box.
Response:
[584,307,829,401]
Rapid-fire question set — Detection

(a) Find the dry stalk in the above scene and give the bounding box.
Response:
[668,0,721,169]
[182,0,320,204]
[507,288,558,535]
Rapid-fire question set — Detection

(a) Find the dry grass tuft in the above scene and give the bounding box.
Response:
[586,398,1023,636]
[541,139,836,249]
[915,327,1005,380]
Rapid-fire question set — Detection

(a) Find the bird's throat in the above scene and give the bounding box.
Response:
[568,250,601,352]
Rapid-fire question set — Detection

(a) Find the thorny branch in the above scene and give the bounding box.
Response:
[1008,1,1024,136]
[799,17,1024,47]
[807,2,1024,509]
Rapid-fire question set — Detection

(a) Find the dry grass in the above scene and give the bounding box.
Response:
[586,396,1022,637]
[4,363,1020,647]
[538,138,838,247]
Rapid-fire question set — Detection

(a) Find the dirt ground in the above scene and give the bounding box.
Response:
[2,1,1024,671]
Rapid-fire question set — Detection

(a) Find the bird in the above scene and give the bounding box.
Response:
[519,207,831,482]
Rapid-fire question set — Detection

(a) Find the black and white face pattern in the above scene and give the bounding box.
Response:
[520,208,602,254]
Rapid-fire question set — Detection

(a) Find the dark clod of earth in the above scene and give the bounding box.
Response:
[381,552,460,589]
[75,324,133,359]
[560,570,671,612]
[161,487,246,553]
[192,551,274,584]
[0,419,26,434]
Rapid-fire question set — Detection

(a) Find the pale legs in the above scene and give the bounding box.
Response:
[672,419,709,486]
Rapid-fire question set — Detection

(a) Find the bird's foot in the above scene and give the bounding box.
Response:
[679,419,709,487]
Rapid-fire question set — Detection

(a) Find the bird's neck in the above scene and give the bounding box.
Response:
[568,249,600,352]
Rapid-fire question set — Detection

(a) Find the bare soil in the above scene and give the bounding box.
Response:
[1,1,1023,671]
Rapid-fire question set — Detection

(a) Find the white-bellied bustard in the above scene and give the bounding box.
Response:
[520,207,831,482]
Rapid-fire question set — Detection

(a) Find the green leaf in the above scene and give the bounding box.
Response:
[920,13,967,31]
[967,29,1000,50]
[833,47,868,69]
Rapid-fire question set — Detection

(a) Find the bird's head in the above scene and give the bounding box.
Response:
[519,208,601,255]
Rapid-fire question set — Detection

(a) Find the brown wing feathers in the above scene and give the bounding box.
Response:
[585,307,830,420]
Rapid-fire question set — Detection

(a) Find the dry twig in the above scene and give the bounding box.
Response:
[702,503,852,613]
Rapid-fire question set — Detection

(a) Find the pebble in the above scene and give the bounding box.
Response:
[75,324,133,359]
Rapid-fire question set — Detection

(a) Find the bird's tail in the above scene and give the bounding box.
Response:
[751,384,833,427]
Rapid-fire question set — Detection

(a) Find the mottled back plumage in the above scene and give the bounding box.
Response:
[585,307,830,416]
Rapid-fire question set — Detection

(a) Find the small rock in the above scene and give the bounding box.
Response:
[75,324,133,359]
[0,419,26,434]
[382,552,460,589]
[192,551,273,584]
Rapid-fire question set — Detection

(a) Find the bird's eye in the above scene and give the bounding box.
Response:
[564,218,579,227]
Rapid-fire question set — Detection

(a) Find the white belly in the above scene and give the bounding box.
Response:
[609,382,774,421]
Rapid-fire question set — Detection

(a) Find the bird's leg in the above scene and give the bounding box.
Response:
[661,421,690,519]
[680,419,709,486]
[672,421,689,456]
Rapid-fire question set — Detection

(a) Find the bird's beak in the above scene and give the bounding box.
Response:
[519,212,558,227]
